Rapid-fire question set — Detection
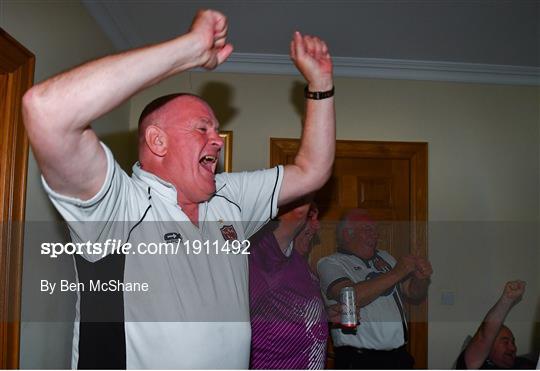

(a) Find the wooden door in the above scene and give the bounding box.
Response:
[270,139,428,369]
[0,29,34,369]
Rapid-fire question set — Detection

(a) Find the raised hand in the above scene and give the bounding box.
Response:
[290,32,333,91]
[189,9,234,70]
[501,280,526,304]
[413,257,433,280]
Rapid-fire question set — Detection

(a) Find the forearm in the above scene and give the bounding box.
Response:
[23,33,203,134]
[279,94,335,205]
[296,90,335,184]
[478,297,513,338]
[329,270,404,307]
[354,270,404,307]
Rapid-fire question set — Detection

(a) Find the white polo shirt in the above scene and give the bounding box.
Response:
[317,250,407,351]
[43,143,284,369]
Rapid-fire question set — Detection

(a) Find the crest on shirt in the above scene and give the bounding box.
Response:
[164,232,182,243]
[220,225,238,241]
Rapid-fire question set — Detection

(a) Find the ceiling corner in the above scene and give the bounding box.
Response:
[81,0,133,51]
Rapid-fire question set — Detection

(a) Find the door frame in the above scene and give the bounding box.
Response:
[0,28,34,369]
[270,138,428,368]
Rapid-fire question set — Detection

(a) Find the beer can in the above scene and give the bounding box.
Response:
[340,286,357,328]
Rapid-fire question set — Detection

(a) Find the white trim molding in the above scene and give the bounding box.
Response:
[82,0,540,87]
[214,53,540,86]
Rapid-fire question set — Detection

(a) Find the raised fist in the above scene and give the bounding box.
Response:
[290,32,333,91]
[501,280,526,303]
[189,9,233,70]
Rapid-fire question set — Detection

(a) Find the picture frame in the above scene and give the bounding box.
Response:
[218,131,233,173]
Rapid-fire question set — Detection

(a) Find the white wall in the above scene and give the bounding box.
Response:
[1,1,130,368]
[130,72,540,369]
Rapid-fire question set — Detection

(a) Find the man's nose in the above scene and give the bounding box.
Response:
[210,131,224,148]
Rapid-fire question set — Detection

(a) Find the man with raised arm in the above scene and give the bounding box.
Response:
[456,280,534,369]
[22,9,335,369]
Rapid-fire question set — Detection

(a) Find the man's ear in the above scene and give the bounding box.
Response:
[144,125,168,156]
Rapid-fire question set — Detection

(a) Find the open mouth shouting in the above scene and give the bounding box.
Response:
[199,154,218,175]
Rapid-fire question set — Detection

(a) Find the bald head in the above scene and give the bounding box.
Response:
[138,93,186,128]
[138,94,209,139]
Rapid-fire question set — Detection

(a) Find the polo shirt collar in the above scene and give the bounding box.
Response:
[132,162,178,205]
[338,249,379,267]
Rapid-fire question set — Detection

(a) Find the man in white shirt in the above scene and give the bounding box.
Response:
[318,209,432,369]
[23,9,335,369]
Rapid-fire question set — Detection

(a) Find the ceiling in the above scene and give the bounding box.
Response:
[82,0,540,85]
